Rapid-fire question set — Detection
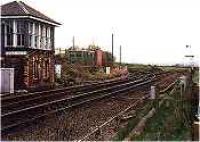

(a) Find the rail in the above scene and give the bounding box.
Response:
[1,74,155,132]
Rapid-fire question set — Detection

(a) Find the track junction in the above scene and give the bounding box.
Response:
[1,71,183,140]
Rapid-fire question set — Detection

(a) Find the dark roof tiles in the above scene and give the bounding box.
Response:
[1,1,61,25]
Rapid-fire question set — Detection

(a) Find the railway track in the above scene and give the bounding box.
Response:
[2,78,127,103]
[2,79,127,113]
[2,73,149,106]
[1,73,155,133]
[79,95,148,141]
[81,77,180,141]
[1,73,152,113]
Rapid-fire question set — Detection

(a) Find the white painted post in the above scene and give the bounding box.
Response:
[9,68,14,93]
[179,75,187,92]
[55,64,61,78]
[150,85,156,100]
[106,67,111,74]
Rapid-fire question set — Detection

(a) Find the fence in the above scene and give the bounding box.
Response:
[112,75,194,141]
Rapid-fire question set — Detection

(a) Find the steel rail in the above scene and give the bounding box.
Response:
[2,77,132,105]
[79,95,149,141]
[2,72,151,102]
[1,76,154,132]
[2,75,152,116]
[1,78,125,102]
[2,73,153,113]
[1,78,128,109]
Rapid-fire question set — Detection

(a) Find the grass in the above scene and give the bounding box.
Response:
[131,91,192,141]
[158,66,186,71]
[112,67,194,141]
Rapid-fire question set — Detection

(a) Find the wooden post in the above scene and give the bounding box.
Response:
[193,121,200,141]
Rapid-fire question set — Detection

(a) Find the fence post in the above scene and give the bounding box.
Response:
[179,75,187,93]
[150,85,159,109]
[10,68,14,93]
[150,86,156,100]
[193,120,200,140]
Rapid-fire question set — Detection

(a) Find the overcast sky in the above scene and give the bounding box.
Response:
[1,0,200,65]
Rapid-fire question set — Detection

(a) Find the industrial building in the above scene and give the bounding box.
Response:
[66,48,113,67]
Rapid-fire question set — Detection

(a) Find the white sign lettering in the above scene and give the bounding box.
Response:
[6,51,27,55]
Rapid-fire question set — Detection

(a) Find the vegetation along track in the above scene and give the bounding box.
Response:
[1,73,155,133]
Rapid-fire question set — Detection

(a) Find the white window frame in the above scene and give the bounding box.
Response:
[16,21,25,47]
[13,20,17,47]
[28,22,35,48]
[41,25,46,49]
[38,23,41,49]
[34,23,39,48]
[5,20,14,47]
[46,27,51,49]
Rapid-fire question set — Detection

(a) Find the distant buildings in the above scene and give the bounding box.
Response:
[66,48,113,67]
[0,1,61,90]
[67,48,95,66]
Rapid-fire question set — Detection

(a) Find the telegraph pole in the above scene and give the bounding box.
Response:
[70,36,75,64]
[185,44,197,141]
[72,36,75,49]
[112,33,114,66]
[185,44,194,75]
[120,45,122,68]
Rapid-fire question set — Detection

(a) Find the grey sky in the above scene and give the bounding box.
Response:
[1,0,200,65]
